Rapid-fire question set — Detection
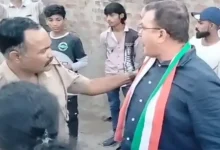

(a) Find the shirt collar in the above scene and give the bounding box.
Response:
[106,25,129,33]
[0,57,59,82]
[156,45,196,67]
[9,0,29,8]
[0,61,20,82]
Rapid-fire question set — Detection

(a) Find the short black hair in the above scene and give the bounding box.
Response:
[104,2,127,24]
[44,4,66,19]
[0,81,59,150]
[0,17,40,55]
[145,1,189,43]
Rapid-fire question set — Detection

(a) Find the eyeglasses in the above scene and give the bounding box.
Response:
[137,26,161,32]
[137,26,170,35]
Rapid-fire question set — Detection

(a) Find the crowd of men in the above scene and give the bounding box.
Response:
[0,0,220,150]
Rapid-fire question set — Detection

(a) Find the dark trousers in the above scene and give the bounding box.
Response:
[67,95,78,137]
[107,86,130,131]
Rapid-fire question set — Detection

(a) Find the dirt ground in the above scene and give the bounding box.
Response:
[77,96,119,150]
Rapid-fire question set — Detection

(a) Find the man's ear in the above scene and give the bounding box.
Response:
[120,13,124,19]
[8,50,21,63]
[157,29,168,43]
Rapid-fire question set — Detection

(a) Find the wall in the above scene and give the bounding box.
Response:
[45,0,220,114]
[0,0,220,114]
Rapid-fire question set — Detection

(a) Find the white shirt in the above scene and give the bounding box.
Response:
[190,36,220,77]
[1,0,44,23]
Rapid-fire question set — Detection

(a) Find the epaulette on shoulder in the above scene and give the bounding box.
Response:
[51,57,61,65]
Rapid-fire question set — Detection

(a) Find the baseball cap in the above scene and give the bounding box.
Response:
[191,7,220,26]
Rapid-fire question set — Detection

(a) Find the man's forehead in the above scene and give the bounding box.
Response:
[199,20,210,24]
[49,14,63,19]
[24,28,48,42]
[141,10,155,25]
[24,27,45,35]
[24,28,51,49]
[140,7,146,18]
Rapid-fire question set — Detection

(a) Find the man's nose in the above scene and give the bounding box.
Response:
[47,49,53,58]
[106,16,111,22]
[195,23,200,30]
[138,27,142,37]
[51,21,58,26]
[138,31,142,37]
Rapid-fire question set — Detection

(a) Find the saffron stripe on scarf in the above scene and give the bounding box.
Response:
[114,58,154,142]
[131,66,178,150]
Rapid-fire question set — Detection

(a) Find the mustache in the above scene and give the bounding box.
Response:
[44,57,53,67]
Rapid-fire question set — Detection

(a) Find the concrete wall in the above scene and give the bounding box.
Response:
[1,0,220,115]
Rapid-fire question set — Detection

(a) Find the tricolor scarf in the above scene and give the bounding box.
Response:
[115,42,191,150]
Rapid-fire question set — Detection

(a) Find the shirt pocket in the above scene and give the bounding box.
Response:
[26,14,32,17]
[106,43,116,58]
[106,45,115,54]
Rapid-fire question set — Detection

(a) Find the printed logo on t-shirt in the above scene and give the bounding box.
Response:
[58,42,68,51]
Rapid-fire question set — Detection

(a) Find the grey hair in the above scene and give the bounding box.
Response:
[144,0,189,43]
[143,0,165,4]
[4,43,26,58]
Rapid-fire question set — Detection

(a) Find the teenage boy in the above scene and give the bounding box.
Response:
[44,4,88,149]
[100,2,144,147]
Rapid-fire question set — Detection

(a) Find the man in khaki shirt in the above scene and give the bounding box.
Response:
[0,0,49,64]
[0,17,135,146]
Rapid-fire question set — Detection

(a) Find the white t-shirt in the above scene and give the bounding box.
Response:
[190,36,220,77]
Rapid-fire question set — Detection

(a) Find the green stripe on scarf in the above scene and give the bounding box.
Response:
[132,42,191,150]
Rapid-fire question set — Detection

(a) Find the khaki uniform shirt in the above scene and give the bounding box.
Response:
[0,58,90,142]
